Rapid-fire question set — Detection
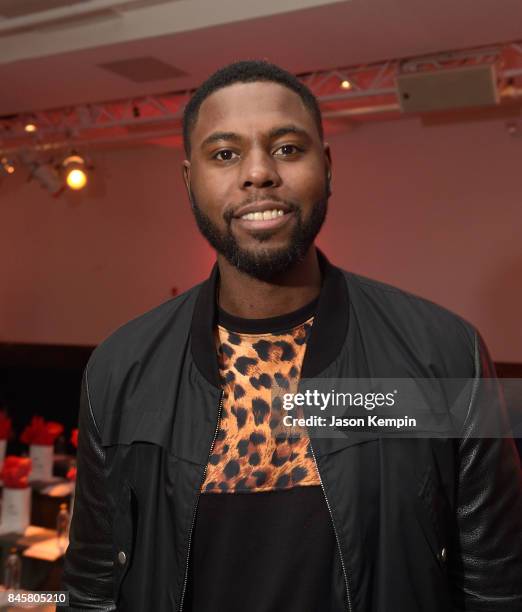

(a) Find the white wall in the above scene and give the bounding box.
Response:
[1,115,521,361]
[321,117,521,362]
[0,146,214,347]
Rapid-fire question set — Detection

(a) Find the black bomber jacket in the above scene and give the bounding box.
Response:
[61,249,522,611]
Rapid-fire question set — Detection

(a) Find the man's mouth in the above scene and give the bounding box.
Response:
[239,209,285,221]
[233,207,293,232]
[232,201,294,232]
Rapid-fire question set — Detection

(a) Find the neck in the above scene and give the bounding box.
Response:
[216,247,322,319]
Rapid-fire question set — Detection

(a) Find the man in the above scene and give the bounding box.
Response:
[62,60,522,611]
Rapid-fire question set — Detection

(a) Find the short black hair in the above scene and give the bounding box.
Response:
[182,59,323,157]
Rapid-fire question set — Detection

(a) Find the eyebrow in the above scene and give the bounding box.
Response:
[200,124,312,149]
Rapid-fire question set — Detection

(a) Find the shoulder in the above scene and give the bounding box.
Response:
[344,270,474,334]
[91,283,201,365]
[84,282,202,419]
[342,269,478,375]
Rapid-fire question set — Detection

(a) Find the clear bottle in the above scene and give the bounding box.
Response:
[56,502,70,553]
[4,546,21,590]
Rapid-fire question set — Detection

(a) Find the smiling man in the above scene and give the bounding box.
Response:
[62,61,522,612]
[183,65,330,300]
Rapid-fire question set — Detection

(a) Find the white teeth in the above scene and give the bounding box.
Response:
[241,209,285,221]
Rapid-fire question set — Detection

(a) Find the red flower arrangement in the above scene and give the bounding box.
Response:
[0,456,32,488]
[70,428,78,449]
[0,410,12,440]
[20,416,64,446]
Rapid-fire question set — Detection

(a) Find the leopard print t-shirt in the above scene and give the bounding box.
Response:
[201,313,321,494]
[185,299,339,611]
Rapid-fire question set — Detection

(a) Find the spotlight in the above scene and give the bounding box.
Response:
[62,154,88,191]
[17,150,64,196]
[340,79,352,90]
[1,157,15,175]
[31,162,64,197]
[24,122,37,133]
[67,168,87,190]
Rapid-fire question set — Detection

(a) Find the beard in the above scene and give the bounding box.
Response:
[189,178,330,282]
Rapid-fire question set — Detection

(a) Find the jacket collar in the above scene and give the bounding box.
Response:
[190,247,350,389]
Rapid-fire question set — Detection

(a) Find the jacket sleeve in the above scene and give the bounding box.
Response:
[61,367,117,611]
[449,330,522,611]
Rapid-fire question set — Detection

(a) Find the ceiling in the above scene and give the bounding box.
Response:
[1,0,521,117]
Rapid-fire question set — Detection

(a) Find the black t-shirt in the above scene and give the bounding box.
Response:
[184,297,339,612]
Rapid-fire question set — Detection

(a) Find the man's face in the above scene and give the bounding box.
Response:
[183,81,332,281]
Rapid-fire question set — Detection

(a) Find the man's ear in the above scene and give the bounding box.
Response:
[182,160,191,199]
[324,142,332,195]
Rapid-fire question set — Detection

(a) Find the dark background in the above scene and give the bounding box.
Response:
[0,344,93,457]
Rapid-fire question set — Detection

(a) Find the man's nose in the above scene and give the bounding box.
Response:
[240,151,281,189]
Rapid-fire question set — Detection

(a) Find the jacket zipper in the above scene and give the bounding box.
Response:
[178,389,225,612]
[177,388,352,611]
[307,435,353,612]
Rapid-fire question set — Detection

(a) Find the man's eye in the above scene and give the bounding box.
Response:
[274,144,302,156]
[214,150,238,161]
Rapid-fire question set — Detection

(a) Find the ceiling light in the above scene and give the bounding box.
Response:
[66,168,87,190]
[24,122,37,133]
[340,80,352,90]
[1,157,15,175]
[62,154,88,191]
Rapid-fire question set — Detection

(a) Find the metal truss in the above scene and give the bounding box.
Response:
[2,40,522,155]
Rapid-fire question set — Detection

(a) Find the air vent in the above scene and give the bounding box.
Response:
[99,57,188,83]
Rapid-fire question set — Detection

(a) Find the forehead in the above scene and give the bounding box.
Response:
[192,81,318,144]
